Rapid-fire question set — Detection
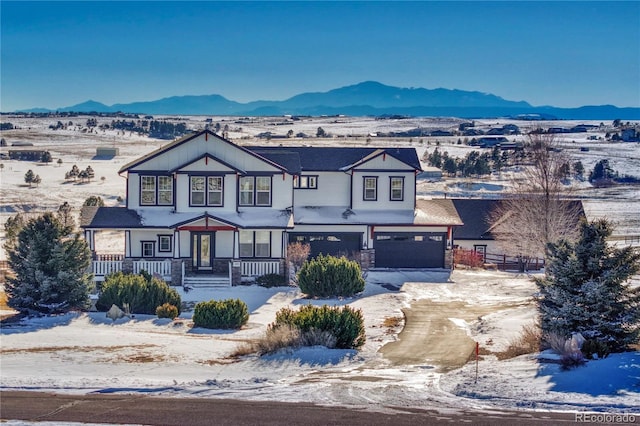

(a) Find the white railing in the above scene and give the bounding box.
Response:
[92,260,123,281]
[133,260,172,280]
[241,260,280,277]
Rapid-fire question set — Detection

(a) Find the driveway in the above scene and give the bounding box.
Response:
[380,300,503,371]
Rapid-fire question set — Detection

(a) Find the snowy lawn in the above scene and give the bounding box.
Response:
[1,269,638,414]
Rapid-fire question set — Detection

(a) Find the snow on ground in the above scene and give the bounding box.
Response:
[1,117,639,414]
[1,270,638,415]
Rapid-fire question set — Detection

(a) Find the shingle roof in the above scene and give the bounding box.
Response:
[451,198,585,240]
[450,199,500,240]
[415,199,463,226]
[246,146,421,172]
[80,207,143,229]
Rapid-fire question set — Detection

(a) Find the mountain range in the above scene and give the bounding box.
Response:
[19,81,640,120]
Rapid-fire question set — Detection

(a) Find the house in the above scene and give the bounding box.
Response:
[451,198,584,269]
[81,130,462,287]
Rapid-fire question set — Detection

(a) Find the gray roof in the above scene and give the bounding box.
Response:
[451,198,585,240]
[247,146,421,172]
[80,207,142,229]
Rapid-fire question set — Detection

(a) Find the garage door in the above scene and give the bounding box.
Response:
[288,233,362,258]
[374,232,445,268]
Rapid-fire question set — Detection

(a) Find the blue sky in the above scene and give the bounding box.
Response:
[1,1,639,112]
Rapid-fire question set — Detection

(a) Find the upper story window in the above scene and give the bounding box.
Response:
[190,175,224,206]
[141,175,173,206]
[390,177,404,201]
[363,177,378,201]
[294,175,318,189]
[239,176,271,206]
[158,176,173,205]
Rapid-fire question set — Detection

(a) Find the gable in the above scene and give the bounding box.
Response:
[169,153,243,174]
[350,150,417,171]
[120,131,288,174]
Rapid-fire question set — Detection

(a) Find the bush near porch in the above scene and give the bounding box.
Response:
[192,299,249,329]
[96,271,181,315]
[297,254,365,298]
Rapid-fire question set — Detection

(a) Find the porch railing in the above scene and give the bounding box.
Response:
[133,260,172,280]
[92,260,123,281]
[92,259,172,282]
[241,260,280,278]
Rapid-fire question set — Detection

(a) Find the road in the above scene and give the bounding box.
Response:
[0,391,581,425]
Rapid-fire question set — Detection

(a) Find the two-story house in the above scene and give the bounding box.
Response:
[81,130,462,286]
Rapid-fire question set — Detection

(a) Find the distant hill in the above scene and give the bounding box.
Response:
[15,81,640,119]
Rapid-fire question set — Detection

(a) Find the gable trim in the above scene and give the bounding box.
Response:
[118,130,291,174]
[168,153,247,174]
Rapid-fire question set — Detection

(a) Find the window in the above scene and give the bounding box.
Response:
[239,230,254,257]
[294,175,318,189]
[255,231,270,257]
[208,176,223,206]
[158,235,172,252]
[239,230,271,258]
[390,177,404,201]
[363,177,377,201]
[141,176,156,205]
[141,175,173,206]
[239,177,254,206]
[191,176,223,206]
[239,176,272,206]
[190,176,206,206]
[256,177,271,206]
[158,176,173,205]
[141,241,154,258]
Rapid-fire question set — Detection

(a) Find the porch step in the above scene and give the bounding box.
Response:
[183,275,231,288]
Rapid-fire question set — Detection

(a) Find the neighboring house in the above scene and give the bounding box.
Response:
[451,198,584,269]
[81,130,462,286]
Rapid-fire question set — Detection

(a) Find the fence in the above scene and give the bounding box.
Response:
[453,248,544,271]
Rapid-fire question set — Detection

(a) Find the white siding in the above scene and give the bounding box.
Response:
[132,134,282,173]
[351,171,415,211]
[294,172,350,207]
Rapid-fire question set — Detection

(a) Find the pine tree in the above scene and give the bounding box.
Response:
[536,219,640,351]
[24,169,35,187]
[5,213,93,313]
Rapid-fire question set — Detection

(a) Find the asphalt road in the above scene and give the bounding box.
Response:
[1,391,584,425]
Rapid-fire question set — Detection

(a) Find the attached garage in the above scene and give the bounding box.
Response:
[374,232,446,268]
[288,232,362,258]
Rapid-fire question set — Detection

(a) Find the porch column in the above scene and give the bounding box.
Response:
[125,230,131,258]
[84,229,95,252]
[173,230,180,258]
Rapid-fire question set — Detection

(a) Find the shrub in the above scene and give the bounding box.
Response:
[234,324,302,356]
[497,322,542,360]
[297,254,365,297]
[543,331,587,370]
[156,303,179,319]
[256,273,287,288]
[96,272,181,315]
[272,304,365,349]
[453,249,484,268]
[581,339,611,360]
[192,299,249,329]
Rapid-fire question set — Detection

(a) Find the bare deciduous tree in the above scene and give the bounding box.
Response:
[489,133,582,271]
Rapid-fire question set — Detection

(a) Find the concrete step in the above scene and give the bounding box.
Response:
[183,276,230,288]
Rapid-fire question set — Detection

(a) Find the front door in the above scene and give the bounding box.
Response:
[192,232,215,272]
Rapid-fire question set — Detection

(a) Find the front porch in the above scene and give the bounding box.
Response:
[91,255,283,287]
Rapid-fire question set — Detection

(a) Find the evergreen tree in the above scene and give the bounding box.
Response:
[24,169,35,187]
[40,151,52,163]
[536,219,640,351]
[83,196,104,207]
[5,213,93,313]
[57,201,75,233]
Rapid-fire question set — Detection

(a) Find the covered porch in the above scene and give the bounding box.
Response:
[91,254,282,287]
